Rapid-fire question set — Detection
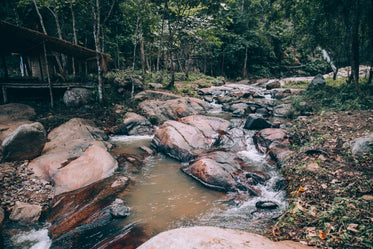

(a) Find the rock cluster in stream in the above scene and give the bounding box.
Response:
[0,76,323,247]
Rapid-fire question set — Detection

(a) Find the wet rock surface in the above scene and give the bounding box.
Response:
[110,112,153,136]
[48,176,129,240]
[254,128,291,167]
[52,141,118,195]
[255,200,279,210]
[182,151,261,195]
[138,96,213,124]
[151,115,247,162]
[244,114,272,130]
[29,118,113,190]
[134,90,180,102]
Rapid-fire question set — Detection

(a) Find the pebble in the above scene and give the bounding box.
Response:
[0,161,54,212]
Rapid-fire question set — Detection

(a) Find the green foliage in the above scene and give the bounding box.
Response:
[304,77,373,112]
[282,81,309,89]
[303,59,330,76]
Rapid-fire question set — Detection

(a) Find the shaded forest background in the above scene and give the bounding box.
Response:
[1,0,372,87]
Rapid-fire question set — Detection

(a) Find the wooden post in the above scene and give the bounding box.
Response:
[1,56,8,78]
[2,87,7,104]
[43,40,54,108]
[38,56,44,79]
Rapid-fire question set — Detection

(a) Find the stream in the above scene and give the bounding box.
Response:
[3,86,289,248]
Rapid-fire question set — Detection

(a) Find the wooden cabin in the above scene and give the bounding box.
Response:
[0,20,110,104]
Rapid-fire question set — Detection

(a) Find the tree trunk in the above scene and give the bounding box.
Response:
[176,52,185,74]
[203,54,207,75]
[221,51,225,76]
[116,42,120,69]
[70,0,77,77]
[52,0,62,39]
[32,0,47,34]
[43,40,54,108]
[243,46,248,78]
[333,67,339,80]
[139,22,146,75]
[91,0,103,103]
[156,0,167,77]
[369,66,373,84]
[131,0,140,100]
[350,0,362,94]
[185,52,190,79]
[165,0,174,89]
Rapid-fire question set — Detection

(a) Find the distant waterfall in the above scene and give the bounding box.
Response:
[321,49,337,73]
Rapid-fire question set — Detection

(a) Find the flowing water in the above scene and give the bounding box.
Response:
[111,133,287,240]
[3,130,287,249]
[3,110,287,248]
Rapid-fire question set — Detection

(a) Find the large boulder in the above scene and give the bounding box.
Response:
[308,74,326,89]
[182,151,260,195]
[350,134,373,156]
[254,128,291,167]
[0,103,35,123]
[137,226,313,249]
[273,103,293,118]
[0,103,35,143]
[28,118,116,194]
[48,176,129,241]
[138,97,212,124]
[53,141,118,195]
[134,90,180,102]
[9,201,42,225]
[151,120,208,162]
[151,115,246,162]
[63,88,92,107]
[111,112,153,136]
[244,114,272,130]
[266,80,281,90]
[1,122,46,162]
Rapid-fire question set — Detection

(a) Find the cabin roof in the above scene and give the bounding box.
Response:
[0,20,110,61]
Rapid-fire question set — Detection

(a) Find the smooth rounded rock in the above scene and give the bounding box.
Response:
[63,88,92,107]
[244,114,272,130]
[137,226,314,249]
[1,122,46,162]
[351,134,373,155]
[9,201,42,225]
[53,142,118,195]
[256,201,279,210]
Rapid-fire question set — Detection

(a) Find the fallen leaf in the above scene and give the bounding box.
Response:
[299,186,306,192]
[319,230,327,240]
[347,223,359,233]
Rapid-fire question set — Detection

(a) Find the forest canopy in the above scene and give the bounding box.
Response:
[0,0,372,86]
